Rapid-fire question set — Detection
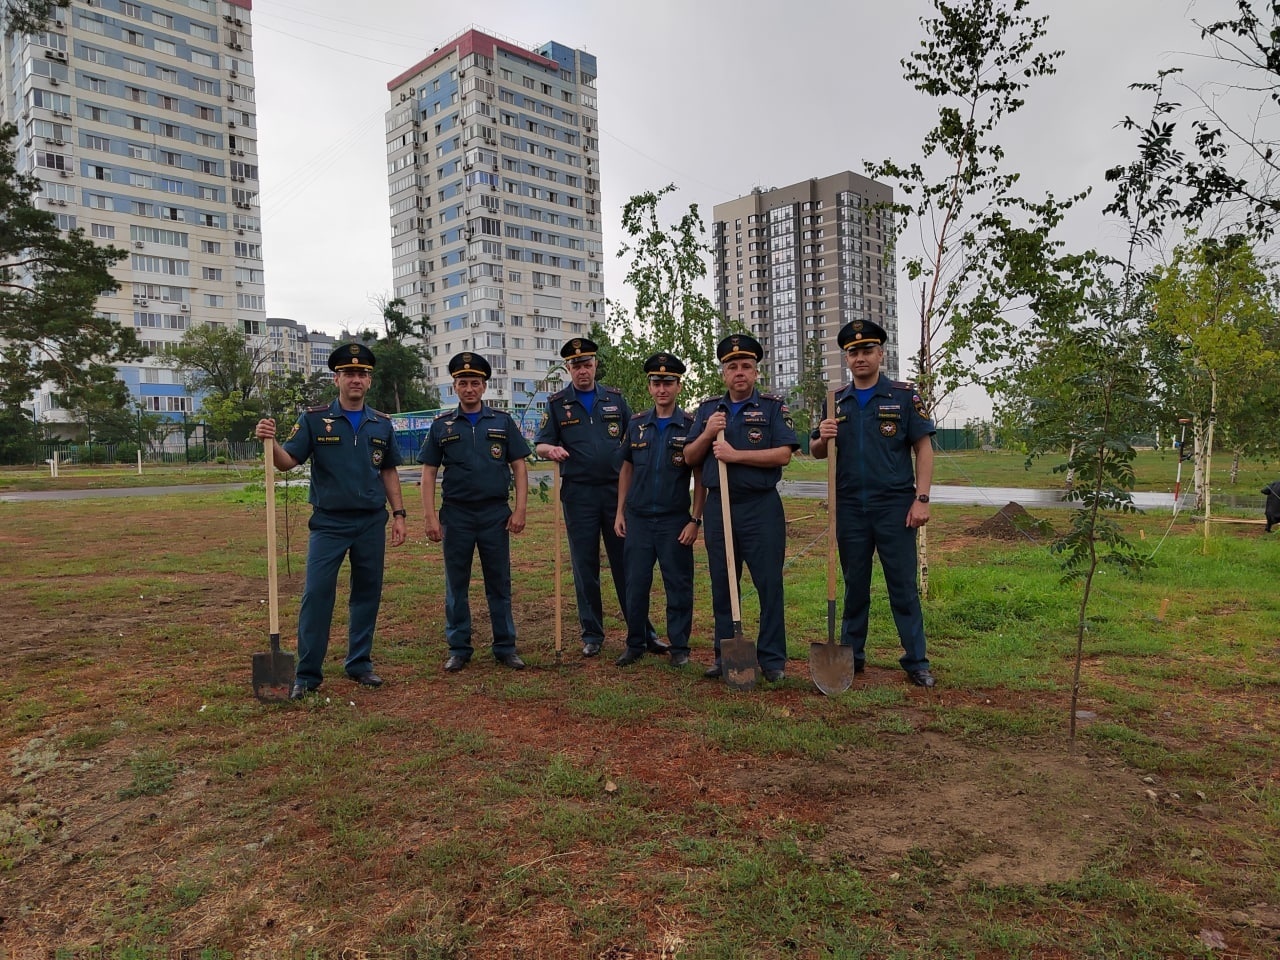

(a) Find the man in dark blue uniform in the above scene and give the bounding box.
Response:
[684,334,799,682]
[535,338,662,657]
[255,342,408,700]
[812,319,937,688]
[419,352,531,672]
[614,353,706,669]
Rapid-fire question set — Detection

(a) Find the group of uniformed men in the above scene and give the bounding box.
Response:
[256,320,937,701]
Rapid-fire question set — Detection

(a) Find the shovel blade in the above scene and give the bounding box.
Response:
[252,635,295,703]
[720,630,758,691]
[809,641,855,696]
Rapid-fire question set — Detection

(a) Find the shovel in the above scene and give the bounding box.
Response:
[553,460,563,665]
[716,429,759,691]
[811,388,855,695]
[252,438,295,702]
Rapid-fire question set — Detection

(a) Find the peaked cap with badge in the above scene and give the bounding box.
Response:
[328,342,377,371]
[644,352,686,381]
[838,319,887,351]
[560,337,599,365]
[716,333,764,364]
[449,352,492,380]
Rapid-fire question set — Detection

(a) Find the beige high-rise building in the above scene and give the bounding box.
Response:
[385,28,601,420]
[712,172,898,391]
[3,0,266,428]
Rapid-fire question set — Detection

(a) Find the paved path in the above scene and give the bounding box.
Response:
[2,474,1193,511]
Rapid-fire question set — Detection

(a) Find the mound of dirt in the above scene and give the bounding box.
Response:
[967,501,1056,542]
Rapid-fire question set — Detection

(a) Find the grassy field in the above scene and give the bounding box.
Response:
[4,446,1277,499]
[1,488,1278,957]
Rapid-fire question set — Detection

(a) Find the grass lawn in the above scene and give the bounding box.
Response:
[1,488,1278,957]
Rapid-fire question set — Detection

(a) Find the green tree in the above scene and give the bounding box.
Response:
[168,324,273,405]
[1,0,68,37]
[1024,315,1154,743]
[0,123,137,414]
[603,184,724,411]
[1148,234,1279,511]
[866,0,1086,415]
[354,296,437,413]
[167,324,276,440]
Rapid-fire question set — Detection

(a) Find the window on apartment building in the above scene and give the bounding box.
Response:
[202,267,222,280]
[152,11,174,28]
[154,38,177,57]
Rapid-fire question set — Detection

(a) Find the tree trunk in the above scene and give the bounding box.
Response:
[1230,451,1240,485]
[1192,418,1206,513]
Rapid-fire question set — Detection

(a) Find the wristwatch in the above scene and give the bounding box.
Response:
[690,517,703,527]
[392,509,408,518]
[915,495,930,504]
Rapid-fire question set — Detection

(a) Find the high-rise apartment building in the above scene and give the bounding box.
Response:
[4,0,264,427]
[385,28,601,418]
[712,172,898,390]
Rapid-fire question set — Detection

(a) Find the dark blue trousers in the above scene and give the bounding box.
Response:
[622,510,694,653]
[703,488,787,672]
[295,508,387,687]
[441,499,517,659]
[561,481,656,646]
[837,497,930,673]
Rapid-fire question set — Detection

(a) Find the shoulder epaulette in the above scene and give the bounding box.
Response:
[699,395,721,406]
[761,392,785,402]
[630,411,645,420]
[367,407,388,420]
[548,387,569,401]
[306,404,330,413]
[891,380,917,391]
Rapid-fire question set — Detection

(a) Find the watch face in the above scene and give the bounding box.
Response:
[917,495,929,503]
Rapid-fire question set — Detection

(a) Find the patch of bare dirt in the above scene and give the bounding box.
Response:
[967,501,1057,542]
[734,730,1139,885]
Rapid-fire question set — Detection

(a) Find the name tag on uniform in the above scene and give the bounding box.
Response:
[316,435,342,444]
[601,405,620,414]
[560,417,580,427]
[877,405,901,420]
[743,411,768,424]
[487,429,507,441]
[439,433,461,444]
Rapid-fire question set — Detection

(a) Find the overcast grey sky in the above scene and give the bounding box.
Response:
[250,0,1228,418]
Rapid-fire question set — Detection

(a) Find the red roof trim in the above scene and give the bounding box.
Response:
[386,29,559,92]
[226,0,251,9]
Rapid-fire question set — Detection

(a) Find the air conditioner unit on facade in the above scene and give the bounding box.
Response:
[54,199,66,206]
[236,281,243,286]
[533,283,543,289]
[49,78,59,86]
[236,228,244,235]
[229,70,237,78]
[59,170,70,177]
[134,241,144,248]
[227,95,235,102]
[180,304,190,312]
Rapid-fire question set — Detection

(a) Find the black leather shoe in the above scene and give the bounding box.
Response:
[855,661,866,674]
[289,682,317,701]
[444,655,469,672]
[907,669,936,688]
[347,671,383,688]
[582,641,602,657]
[704,660,723,679]
[615,648,645,666]
[670,651,691,668]
[495,652,526,670]
[646,637,671,654]
[763,668,786,683]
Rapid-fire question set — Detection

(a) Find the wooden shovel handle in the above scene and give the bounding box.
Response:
[716,429,742,624]
[264,440,280,641]
[826,388,837,603]
[553,461,562,657]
